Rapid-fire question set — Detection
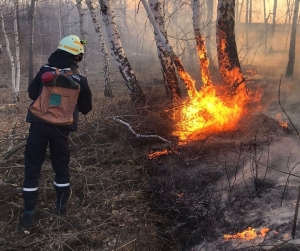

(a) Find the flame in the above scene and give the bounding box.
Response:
[276,114,288,129]
[172,37,257,143]
[173,56,197,98]
[148,149,169,159]
[172,79,250,143]
[224,227,269,241]
[195,35,212,87]
[219,39,244,89]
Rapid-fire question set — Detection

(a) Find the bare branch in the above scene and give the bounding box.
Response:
[109,116,171,144]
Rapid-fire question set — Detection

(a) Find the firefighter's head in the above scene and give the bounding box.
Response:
[57,35,87,62]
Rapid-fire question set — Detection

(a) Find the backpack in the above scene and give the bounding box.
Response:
[30,67,81,125]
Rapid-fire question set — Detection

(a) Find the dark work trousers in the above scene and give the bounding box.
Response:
[23,123,70,211]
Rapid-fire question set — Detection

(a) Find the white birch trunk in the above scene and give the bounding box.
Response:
[148,0,181,101]
[13,0,20,102]
[205,0,214,57]
[28,0,35,86]
[141,0,197,98]
[76,0,88,76]
[58,2,62,40]
[192,0,212,87]
[86,0,113,98]
[0,5,16,103]
[99,0,145,104]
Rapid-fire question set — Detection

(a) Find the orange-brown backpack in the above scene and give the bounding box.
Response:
[30,68,80,125]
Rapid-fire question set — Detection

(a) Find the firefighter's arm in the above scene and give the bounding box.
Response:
[77,76,92,115]
[28,71,43,100]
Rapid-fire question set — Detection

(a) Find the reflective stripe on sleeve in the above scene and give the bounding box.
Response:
[54,182,70,187]
[23,187,38,192]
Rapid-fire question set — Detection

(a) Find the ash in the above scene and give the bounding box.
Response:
[148,108,300,250]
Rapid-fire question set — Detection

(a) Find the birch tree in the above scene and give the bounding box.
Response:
[263,0,267,23]
[285,0,300,77]
[28,0,35,86]
[245,0,249,46]
[86,0,113,98]
[99,0,145,104]
[149,0,181,101]
[76,0,88,76]
[141,0,197,98]
[272,0,278,35]
[205,0,214,58]
[13,0,20,102]
[193,0,212,87]
[238,0,244,23]
[249,0,252,24]
[0,2,20,102]
[216,0,244,93]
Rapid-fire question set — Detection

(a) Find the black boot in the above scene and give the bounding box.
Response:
[18,211,36,230]
[54,202,67,216]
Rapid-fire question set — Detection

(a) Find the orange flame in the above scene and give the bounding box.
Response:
[173,84,249,142]
[148,149,169,159]
[172,37,257,143]
[173,56,197,98]
[195,35,212,87]
[276,114,288,129]
[219,37,244,89]
[224,227,269,241]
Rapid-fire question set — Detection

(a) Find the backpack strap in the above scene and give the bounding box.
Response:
[43,65,80,75]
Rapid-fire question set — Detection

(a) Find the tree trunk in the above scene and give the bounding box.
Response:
[193,0,212,87]
[263,0,267,23]
[141,0,197,97]
[86,0,113,98]
[58,2,62,39]
[99,0,145,104]
[141,0,197,98]
[216,0,244,93]
[249,0,252,24]
[13,0,20,103]
[28,0,35,86]
[285,0,300,77]
[272,0,278,35]
[245,0,249,46]
[76,0,88,76]
[148,0,181,101]
[205,0,214,58]
[0,5,16,103]
[238,0,244,23]
[120,0,128,40]
[284,0,292,25]
[236,0,239,23]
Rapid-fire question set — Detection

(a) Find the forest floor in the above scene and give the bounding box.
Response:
[1,66,300,251]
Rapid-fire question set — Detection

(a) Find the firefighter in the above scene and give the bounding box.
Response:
[19,35,92,230]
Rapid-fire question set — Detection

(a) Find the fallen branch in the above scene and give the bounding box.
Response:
[109,116,172,144]
[113,239,137,251]
[1,141,26,159]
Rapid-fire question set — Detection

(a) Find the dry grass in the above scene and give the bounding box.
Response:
[0,82,178,251]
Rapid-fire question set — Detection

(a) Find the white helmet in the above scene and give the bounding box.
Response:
[58,35,86,55]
